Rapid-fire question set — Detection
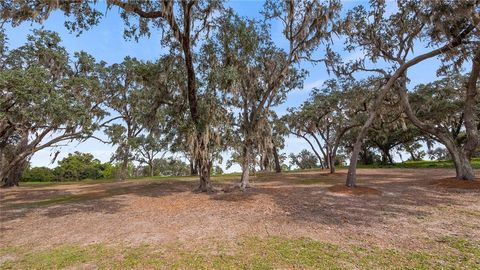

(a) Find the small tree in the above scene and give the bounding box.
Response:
[289,150,319,170]
[284,78,370,173]
[133,134,168,177]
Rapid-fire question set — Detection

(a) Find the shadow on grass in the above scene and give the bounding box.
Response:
[209,168,471,227]
[0,180,195,223]
[1,168,478,230]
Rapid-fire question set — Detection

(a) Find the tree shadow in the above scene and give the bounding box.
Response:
[1,169,478,232]
[0,180,192,223]
[210,169,472,227]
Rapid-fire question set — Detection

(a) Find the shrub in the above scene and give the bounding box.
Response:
[22,167,55,182]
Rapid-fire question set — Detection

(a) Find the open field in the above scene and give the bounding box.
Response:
[1,168,480,269]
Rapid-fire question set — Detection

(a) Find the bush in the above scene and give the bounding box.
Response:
[53,152,107,181]
[22,167,55,182]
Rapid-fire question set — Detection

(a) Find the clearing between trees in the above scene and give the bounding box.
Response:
[1,168,479,269]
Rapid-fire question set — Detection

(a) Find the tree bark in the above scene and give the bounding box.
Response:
[149,162,154,177]
[189,158,198,176]
[273,144,282,173]
[238,141,252,190]
[450,148,475,180]
[194,132,215,192]
[119,149,129,180]
[1,133,30,187]
[1,160,26,187]
[462,48,480,160]
[262,153,270,172]
[329,153,336,173]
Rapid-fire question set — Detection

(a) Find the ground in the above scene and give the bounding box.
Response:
[1,168,480,269]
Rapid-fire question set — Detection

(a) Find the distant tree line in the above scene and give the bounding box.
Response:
[22,152,193,182]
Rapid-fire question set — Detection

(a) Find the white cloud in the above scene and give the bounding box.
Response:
[303,79,325,91]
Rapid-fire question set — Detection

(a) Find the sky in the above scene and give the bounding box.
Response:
[3,0,446,172]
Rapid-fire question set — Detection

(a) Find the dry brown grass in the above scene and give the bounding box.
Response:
[430,177,480,189]
[327,184,382,195]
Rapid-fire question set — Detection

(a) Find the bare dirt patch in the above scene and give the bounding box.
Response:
[327,184,382,195]
[1,168,480,255]
[430,177,480,190]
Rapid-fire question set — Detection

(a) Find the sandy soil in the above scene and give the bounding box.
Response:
[1,168,479,252]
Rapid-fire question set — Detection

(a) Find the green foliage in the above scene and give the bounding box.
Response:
[289,150,319,169]
[53,152,104,181]
[21,152,117,182]
[356,158,480,169]
[211,165,223,176]
[0,29,109,185]
[21,167,55,182]
[136,158,190,177]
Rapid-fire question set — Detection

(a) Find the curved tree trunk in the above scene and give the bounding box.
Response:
[293,133,324,169]
[398,48,480,181]
[452,151,475,180]
[345,35,474,187]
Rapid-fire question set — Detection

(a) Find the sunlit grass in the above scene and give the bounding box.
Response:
[356,157,480,169]
[1,235,479,270]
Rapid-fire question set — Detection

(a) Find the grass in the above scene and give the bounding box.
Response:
[19,172,243,187]
[18,158,480,186]
[356,158,480,169]
[1,236,479,269]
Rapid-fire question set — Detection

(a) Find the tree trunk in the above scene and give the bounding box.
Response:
[346,140,365,186]
[239,143,252,190]
[273,145,282,173]
[194,132,214,192]
[196,160,213,192]
[262,153,270,172]
[408,150,417,161]
[346,84,391,186]
[1,134,30,188]
[149,162,154,177]
[380,147,393,164]
[450,148,475,181]
[329,153,336,174]
[1,160,26,187]
[189,158,198,176]
[387,152,394,164]
[119,155,129,180]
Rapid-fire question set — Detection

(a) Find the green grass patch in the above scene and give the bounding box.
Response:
[20,172,245,186]
[2,236,480,269]
[355,158,480,169]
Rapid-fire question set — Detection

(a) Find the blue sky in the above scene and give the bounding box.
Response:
[4,0,445,172]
